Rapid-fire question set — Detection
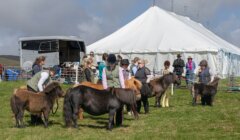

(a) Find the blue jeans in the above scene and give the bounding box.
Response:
[186,71,195,85]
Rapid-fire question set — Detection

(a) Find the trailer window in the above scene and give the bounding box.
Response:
[22,40,58,53]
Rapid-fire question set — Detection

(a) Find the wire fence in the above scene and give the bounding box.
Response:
[0,65,240,92]
[0,66,88,84]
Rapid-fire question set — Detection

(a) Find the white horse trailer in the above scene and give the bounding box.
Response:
[19,36,86,69]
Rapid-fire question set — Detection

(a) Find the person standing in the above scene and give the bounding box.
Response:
[98,53,108,84]
[185,56,196,88]
[32,56,46,76]
[83,59,94,82]
[120,59,132,115]
[102,54,125,126]
[197,60,214,85]
[89,51,97,67]
[27,68,56,125]
[173,54,185,87]
[135,59,151,114]
[160,60,174,107]
[130,57,140,76]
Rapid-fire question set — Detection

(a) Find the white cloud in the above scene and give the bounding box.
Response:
[0,0,240,55]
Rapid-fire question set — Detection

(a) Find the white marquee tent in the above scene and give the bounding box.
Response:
[87,6,240,77]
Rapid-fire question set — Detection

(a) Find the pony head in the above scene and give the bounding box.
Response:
[125,77,142,100]
[43,82,65,97]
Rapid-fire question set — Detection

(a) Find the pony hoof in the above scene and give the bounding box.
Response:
[19,125,25,128]
[73,125,78,129]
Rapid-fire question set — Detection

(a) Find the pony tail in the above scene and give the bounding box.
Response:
[63,88,73,127]
[10,89,19,115]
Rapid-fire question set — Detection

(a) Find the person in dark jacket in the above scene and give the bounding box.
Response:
[197,60,214,85]
[173,54,185,87]
[32,56,46,76]
[84,59,94,82]
[135,59,151,114]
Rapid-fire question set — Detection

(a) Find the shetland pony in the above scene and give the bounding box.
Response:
[148,73,179,107]
[63,85,138,130]
[10,82,64,128]
[75,77,142,119]
[192,77,220,106]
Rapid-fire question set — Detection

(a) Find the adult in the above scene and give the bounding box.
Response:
[121,59,132,115]
[32,56,46,76]
[121,59,131,80]
[130,57,140,76]
[185,56,196,87]
[173,54,185,87]
[135,59,151,114]
[27,68,56,125]
[83,59,94,83]
[117,55,123,65]
[89,51,97,67]
[0,63,3,80]
[97,53,108,84]
[102,54,125,126]
[197,60,214,85]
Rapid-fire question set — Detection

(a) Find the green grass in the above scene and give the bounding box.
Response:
[0,80,240,140]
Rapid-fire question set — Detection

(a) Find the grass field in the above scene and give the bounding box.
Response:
[0,80,240,140]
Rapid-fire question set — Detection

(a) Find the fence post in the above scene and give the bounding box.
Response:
[73,64,79,84]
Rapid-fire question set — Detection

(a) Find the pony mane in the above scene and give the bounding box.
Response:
[43,82,60,93]
[125,77,142,90]
[75,82,104,90]
[78,85,108,93]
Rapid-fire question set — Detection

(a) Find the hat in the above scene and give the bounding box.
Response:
[199,60,208,66]
[177,54,181,57]
[121,59,130,65]
[187,56,192,59]
[107,54,117,64]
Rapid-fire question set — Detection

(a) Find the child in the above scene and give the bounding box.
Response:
[161,60,174,107]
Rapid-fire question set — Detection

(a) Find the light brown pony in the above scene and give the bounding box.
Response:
[74,77,142,119]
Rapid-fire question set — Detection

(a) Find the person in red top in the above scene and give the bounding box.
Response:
[0,63,3,80]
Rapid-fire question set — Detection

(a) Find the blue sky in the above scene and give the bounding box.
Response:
[0,0,239,55]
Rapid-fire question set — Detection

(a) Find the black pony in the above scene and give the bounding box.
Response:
[192,77,220,106]
[63,85,138,130]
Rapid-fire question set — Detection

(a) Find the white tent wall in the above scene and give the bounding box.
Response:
[94,51,240,78]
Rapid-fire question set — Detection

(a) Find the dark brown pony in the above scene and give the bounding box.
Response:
[148,73,179,107]
[192,77,220,106]
[75,78,142,120]
[10,82,64,128]
[63,85,138,130]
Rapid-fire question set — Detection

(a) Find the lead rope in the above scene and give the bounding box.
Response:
[52,98,59,115]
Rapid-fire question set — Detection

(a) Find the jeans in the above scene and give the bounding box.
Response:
[186,71,195,86]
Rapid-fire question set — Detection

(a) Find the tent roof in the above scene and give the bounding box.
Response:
[87,6,240,55]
